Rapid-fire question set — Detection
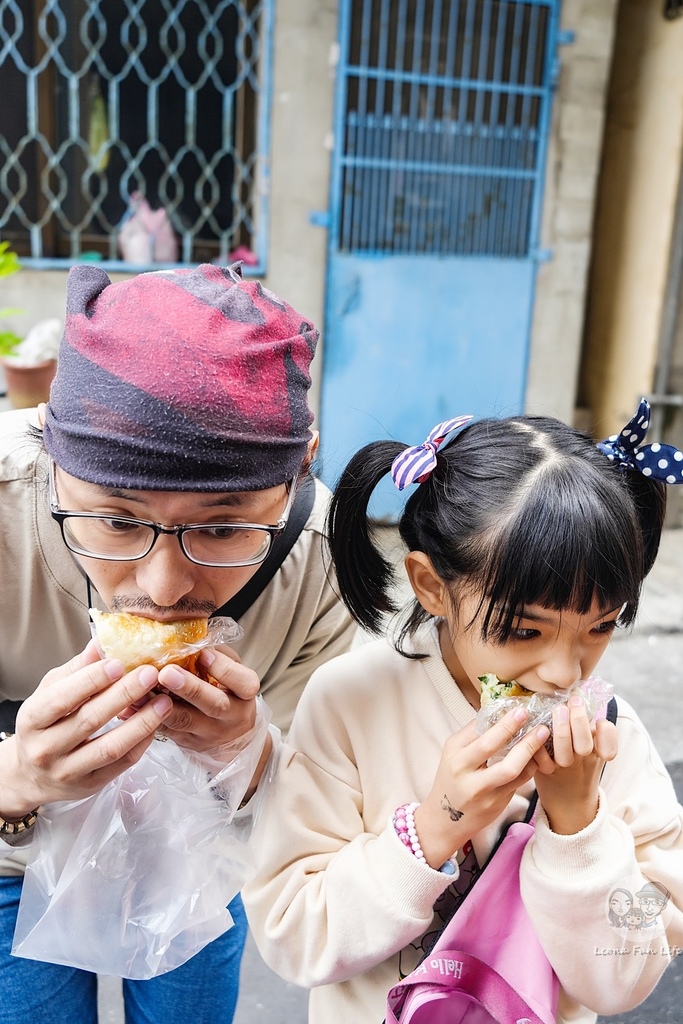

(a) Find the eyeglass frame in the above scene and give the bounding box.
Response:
[48,459,299,567]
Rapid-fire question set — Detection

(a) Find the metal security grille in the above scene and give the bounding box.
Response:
[0,0,272,270]
[335,0,557,257]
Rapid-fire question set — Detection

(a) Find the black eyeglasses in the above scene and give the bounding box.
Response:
[49,460,298,567]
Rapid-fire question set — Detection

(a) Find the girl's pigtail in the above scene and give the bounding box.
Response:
[327,441,406,634]
[622,472,667,576]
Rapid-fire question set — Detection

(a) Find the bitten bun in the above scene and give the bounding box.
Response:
[478,673,534,708]
[90,609,208,674]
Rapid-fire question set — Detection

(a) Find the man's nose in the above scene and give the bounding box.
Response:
[134,534,198,608]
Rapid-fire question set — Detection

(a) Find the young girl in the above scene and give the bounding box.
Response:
[243,401,683,1024]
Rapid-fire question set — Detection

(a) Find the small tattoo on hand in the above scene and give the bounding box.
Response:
[441,795,464,822]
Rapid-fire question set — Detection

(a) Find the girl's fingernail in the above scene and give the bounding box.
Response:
[104,659,124,681]
[138,665,158,687]
[570,694,584,707]
[556,705,569,724]
[537,725,551,742]
[514,707,528,722]
[200,649,216,667]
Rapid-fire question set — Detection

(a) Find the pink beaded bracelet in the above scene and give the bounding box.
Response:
[393,802,425,863]
[393,802,458,875]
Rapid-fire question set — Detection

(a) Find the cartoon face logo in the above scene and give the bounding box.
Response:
[635,882,670,927]
[625,907,644,931]
[607,881,670,933]
[608,888,633,928]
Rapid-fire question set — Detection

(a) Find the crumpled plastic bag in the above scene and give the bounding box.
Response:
[11,698,273,979]
[475,675,614,764]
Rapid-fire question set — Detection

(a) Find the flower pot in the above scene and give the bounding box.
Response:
[1,358,57,409]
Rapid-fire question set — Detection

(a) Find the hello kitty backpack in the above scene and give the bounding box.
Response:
[385,815,558,1024]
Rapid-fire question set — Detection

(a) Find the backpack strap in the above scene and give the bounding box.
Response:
[213,473,316,622]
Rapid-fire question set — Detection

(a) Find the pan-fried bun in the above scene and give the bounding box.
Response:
[478,673,534,709]
[90,609,208,674]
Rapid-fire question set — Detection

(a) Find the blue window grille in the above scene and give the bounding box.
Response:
[0,0,273,272]
[334,0,558,258]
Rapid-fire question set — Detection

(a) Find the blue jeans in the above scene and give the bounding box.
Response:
[0,875,247,1024]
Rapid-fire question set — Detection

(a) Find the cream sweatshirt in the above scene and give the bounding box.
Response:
[243,627,683,1024]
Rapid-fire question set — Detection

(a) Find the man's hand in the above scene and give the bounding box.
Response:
[1,640,173,820]
[134,645,262,755]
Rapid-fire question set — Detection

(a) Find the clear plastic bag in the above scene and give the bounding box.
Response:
[11,697,273,979]
[475,675,614,764]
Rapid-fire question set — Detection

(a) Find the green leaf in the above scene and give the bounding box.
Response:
[0,330,22,356]
[0,241,22,278]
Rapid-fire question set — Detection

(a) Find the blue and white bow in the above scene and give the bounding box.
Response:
[597,397,683,483]
[391,415,473,491]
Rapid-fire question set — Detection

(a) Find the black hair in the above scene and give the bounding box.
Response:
[327,415,666,652]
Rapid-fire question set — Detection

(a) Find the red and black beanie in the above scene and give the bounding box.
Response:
[43,263,319,491]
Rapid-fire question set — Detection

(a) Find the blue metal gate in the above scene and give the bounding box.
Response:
[319,0,561,518]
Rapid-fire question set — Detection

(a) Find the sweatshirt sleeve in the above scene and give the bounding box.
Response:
[520,700,683,1016]
[242,665,454,987]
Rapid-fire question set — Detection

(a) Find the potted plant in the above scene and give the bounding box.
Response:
[0,242,61,408]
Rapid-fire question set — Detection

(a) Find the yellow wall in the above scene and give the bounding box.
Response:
[581,0,683,437]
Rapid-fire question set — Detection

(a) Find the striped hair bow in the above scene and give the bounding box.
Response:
[391,415,473,491]
[597,397,683,483]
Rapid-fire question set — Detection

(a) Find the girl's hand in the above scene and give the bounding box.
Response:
[0,640,174,820]
[413,708,550,870]
[532,696,618,834]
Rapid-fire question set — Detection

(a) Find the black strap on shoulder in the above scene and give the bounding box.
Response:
[213,473,316,622]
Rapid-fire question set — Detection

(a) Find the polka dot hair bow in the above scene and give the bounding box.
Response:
[597,397,683,483]
[391,415,474,491]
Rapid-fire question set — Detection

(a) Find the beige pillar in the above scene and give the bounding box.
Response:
[264,0,338,423]
[525,0,619,425]
[581,0,683,437]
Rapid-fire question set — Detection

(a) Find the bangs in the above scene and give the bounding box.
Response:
[469,465,645,641]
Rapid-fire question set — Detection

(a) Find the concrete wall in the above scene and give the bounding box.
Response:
[261,0,338,424]
[525,0,619,425]
[3,1,626,437]
[580,0,683,437]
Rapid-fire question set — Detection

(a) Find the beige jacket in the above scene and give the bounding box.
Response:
[243,627,683,1024]
[0,407,356,874]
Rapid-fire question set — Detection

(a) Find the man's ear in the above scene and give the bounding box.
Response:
[37,403,47,428]
[303,430,319,472]
[405,551,448,616]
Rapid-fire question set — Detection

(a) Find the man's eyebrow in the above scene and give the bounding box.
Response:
[103,488,250,509]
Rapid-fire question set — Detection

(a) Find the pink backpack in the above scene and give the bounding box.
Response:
[385,818,559,1024]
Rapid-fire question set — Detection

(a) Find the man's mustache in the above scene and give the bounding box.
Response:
[109,595,216,616]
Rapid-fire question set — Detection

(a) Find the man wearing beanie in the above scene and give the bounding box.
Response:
[0,263,356,1024]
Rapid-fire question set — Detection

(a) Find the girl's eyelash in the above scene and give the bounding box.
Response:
[593,619,619,635]
[511,627,539,641]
